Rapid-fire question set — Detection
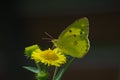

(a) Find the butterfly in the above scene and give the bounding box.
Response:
[52,17,90,58]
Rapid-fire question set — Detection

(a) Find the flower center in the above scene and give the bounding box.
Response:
[42,49,59,60]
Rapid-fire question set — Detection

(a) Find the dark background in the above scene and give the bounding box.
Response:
[0,0,120,80]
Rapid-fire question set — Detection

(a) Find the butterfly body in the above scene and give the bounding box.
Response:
[52,17,90,58]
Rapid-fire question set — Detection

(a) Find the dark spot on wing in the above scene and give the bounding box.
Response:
[73,34,76,37]
[80,31,85,35]
[80,31,83,35]
[69,29,72,33]
[73,41,78,45]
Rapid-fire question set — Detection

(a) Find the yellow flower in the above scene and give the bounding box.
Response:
[31,48,66,67]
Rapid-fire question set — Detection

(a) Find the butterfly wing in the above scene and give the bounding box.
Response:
[53,17,90,58]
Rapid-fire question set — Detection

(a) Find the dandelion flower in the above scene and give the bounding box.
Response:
[31,48,66,67]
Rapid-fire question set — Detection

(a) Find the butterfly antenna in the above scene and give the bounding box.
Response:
[45,32,54,39]
[42,32,54,41]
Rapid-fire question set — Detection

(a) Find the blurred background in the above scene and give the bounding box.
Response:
[0,0,120,80]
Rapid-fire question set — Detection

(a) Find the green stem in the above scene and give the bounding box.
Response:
[36,62,41,72]
[43,65,48,72]
[55,57,75,80]
[52,67,58,80]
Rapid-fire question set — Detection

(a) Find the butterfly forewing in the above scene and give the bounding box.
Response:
[54,17,90,58]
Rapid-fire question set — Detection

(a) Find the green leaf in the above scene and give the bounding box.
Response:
[23,66,39,73]
[24,44,40,57]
